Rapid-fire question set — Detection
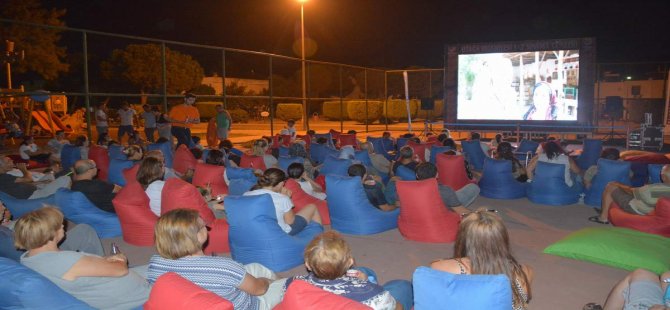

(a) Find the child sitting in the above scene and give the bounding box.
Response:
[348,164,396,211]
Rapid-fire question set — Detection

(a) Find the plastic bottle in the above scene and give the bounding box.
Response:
[663,278,670,306]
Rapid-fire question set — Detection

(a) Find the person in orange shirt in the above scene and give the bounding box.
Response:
[169,93,201,148]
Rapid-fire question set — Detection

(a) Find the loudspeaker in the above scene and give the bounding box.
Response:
[605,96,623,119]
[421,97,435,110]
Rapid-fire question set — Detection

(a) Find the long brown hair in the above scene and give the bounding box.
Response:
[453,209,531,307]
[251,168,286,191]
[136,157,164,189]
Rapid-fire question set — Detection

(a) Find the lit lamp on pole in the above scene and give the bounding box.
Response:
[298,0,308,130]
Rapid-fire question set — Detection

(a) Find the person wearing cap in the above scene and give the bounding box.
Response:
[169,93,201,148]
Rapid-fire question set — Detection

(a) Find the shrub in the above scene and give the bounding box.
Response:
[384,99,419,121]
[275,103,303,121]
[229,109,250,123]
[347,100,383,124]
[322,101,350,120]
[195,101,222,119]
[416,99,444,120]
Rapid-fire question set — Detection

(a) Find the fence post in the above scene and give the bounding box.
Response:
[82,32,92,140]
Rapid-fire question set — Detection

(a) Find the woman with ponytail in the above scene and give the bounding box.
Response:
[244,168,321,235]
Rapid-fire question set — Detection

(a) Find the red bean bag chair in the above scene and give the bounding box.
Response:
[338,134,359,149]
[240,153,267,171]
[621,151,670,163]
[173,144,197,175]
[144,272,233,310]
[407,141,429,163]
[161,178,230,254]
[7,154,50,169]
[427,135,438,143]
[609,196,670,238]
[192,163,228,196]
[281,134,292,147]
[436,154,476,191]
[122,163,140,186]
[297,134,311,147]
[88,145,110,181]
[112,181,158,246]
[284,179,330,225]
[314,174,327,191]
[274,280,371,310]
[329,129,341,141]
[396,178,460,243]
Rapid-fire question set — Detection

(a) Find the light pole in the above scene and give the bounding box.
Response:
[298,0,308,130]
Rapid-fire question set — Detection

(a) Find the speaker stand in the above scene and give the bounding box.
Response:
[602,116,625,145]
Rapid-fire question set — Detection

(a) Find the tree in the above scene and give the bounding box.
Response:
[0,0,69,81]
[100,43,204,95]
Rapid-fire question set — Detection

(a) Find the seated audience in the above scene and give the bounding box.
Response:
[348,164,397,212]
[285,231,413,310]
[0,156,71,199]
[287,163,326,200]
[137,157,165,216]
[392,146,418,175]
[590,164,670,224]
[74,135,90,160]
[147,208,286,309]
[19,136,51,163]
[583,148,624,190]
[490,133,503,151]
[360,141,391,175]
[527,141,581,187]
[71,159,120,214]
[469,132,490,155]
[251,139,278,169]
[190,147,203,161]
[219,139,242,167]
[495,142,528,182]
[191,135,204,150]
[431,208,533,310]
[442,138,460,154]
[584,268,669,310]
[124,144,144,162]
[415,162,480,214]
[145,149,182,180]
[205,149,226,166]
[244,168,321,235]
[47,130,70,162]
[288,143,315,176]
[15,207,150,309]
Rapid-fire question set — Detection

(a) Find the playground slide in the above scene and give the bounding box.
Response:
[47,111,73,133]
[31,111,73,134]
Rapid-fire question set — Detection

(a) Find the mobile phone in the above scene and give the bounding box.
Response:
[111,243,120,255]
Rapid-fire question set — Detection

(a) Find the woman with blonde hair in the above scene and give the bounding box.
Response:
[147,208,286,310]
[15,206,150,309]
[430,209,533,310]
[251,138,278,169]
[284,231,413,310]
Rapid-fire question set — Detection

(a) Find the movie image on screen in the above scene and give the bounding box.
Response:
[457,50,579,121]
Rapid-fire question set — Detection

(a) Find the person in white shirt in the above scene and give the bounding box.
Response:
[137,157,165,216]
[117,102,137,144]
[244,168,321,235]
[95,102,109,136]
[141,104,158,143]
[527,141,581,187]
[287,163,326,200]
[19,136,51,163]
[46,130,70,161]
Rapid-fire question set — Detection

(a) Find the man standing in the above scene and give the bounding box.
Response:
[169,93,200,148]
[117,101,137,144]
[215,104,232,142]
[141,104,158,143]
[95,102,109,136]
[71,159,121,213]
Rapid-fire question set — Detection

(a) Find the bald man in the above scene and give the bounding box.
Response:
[71,159,121,213]
[590,164,670,224]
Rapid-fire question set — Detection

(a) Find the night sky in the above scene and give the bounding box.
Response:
[46,0,670,69]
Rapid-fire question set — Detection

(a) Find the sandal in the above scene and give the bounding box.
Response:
[583,302,603,310]
[588,216,610,225]
[593,207,602,215]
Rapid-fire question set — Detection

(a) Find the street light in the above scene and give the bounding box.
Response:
[298,0,308,130]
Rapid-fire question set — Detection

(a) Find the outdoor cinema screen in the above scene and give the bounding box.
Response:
[457,50,580,121]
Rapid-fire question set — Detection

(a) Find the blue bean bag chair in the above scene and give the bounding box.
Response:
[584,159,632,207]
[60,144,82,171]
[309,143,334,165]
[0,226,21,261]
[367,137,394,160]
[514,139,539,163]
[54,189,122,238]
[0,257,93,309]
[319,156,352,177]
[478,157,527,199]
[575,139,603,171]
[649,164,664,184]
[225,167,258,196]
[0,191,55,218]
[395,165,416,181]
[108,158,134,186]
[412,266,512,310]
[629,162,649,187]
[429,146,453,164]
[278,146,290,157]
[313,133,334,148]
[108,144,126,160]
[527,161,583,206]
[147,141,174,168]
[326,175,399,235]
[354,150,374,167]
[278,156,305,172]
[461,140,487,171]
[225,194,323,272]
[396,137,410,150]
